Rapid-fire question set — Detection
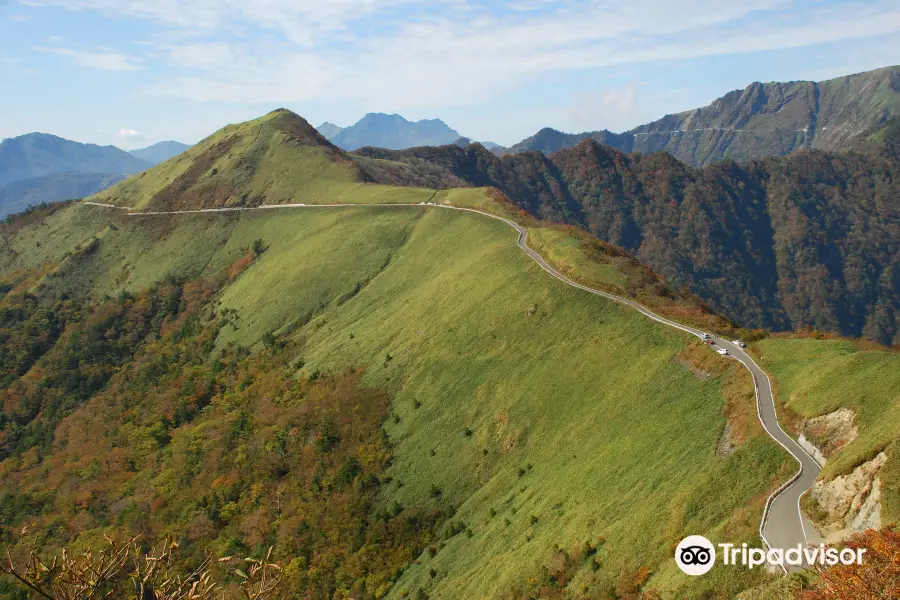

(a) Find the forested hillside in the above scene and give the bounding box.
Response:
[356,122,900,346]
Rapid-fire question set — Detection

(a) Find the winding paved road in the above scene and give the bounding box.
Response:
[83,199,822,568]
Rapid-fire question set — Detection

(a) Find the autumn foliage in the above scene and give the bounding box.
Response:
[0,266,449,599]
[799,527,900,599]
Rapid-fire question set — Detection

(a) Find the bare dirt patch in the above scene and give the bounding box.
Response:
[801,408,859,458]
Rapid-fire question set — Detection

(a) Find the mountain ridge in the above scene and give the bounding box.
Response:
[0,132,151,188]
[129,140,192,165]
[506,65,900,165]
[315,121,344,140]
[0,172,128,218]
[325,112,461,150]
[85,107,900,345]
[353,119,900,345]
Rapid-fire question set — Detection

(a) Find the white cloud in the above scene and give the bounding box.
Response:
[566,84,647,133]
[36,45,143,71]
[23,0,900,119]
[136,0,898,109]
[25,0,463,45]
[112,127,154,148]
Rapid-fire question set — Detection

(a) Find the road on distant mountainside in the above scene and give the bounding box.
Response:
[83,199,822,569]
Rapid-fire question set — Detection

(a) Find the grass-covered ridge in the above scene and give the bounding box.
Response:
[90,109,433,211]
[0,197,792,598]
[0,106,801,597]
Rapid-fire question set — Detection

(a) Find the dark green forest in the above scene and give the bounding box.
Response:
[356,120,900,345]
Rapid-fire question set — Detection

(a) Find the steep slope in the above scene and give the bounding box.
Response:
[91,109,433,211]
[505,66,900,166]
[355,124,900,345]
[128,140,192,164]
[0,133,151,187]
[752,337,900,543]
[0,193,788,599]
[330,113,461,150]
[0,172,127,218]
[630,66,900,165]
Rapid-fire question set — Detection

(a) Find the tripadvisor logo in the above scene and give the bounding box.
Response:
[674,535,868,575]
[675,535,716,576]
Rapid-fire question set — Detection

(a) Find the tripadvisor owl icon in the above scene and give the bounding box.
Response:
[675,535,716,576]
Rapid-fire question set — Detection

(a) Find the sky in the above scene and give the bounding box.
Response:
[1,0,899,149]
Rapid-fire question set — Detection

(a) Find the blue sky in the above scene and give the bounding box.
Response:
[1,0,899,149]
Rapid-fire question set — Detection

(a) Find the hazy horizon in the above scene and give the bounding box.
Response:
[2,0,900,149]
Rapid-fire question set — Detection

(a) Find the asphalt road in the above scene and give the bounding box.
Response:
[84,199,822,566]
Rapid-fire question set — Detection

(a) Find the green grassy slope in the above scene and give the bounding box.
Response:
[292,207,787,598]
[90,109,433,211]
[1,105,799,596]
[1,199,789,598]
[754,338,900,524]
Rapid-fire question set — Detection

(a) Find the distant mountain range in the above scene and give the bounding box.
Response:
[316,122,344,140]
[0,134,191,218]
[317,113,462,150]
[0,133,151,188]
[0,172,129,218]
[314,66,900,164]
[3,65,898,219]
[129,141,192,165]
[503,128,631,156]
[504,66,900,166]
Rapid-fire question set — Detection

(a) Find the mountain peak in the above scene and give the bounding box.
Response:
[505,65,900,165]
[266,110,336,148]
[90,110,355,212]
[328,113,460,151]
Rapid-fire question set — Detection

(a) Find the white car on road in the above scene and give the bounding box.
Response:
[732,340,747,348]
[717,348,729,356]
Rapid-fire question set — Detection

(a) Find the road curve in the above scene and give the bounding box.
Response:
[83,199,821,565]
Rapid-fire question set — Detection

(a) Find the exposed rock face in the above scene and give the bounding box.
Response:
[801,408,859,459]
[810,452,887,543]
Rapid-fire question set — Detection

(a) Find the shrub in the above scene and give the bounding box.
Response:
[0,536,282,600]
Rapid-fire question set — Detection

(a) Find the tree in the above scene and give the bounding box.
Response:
[799,527,900,599]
